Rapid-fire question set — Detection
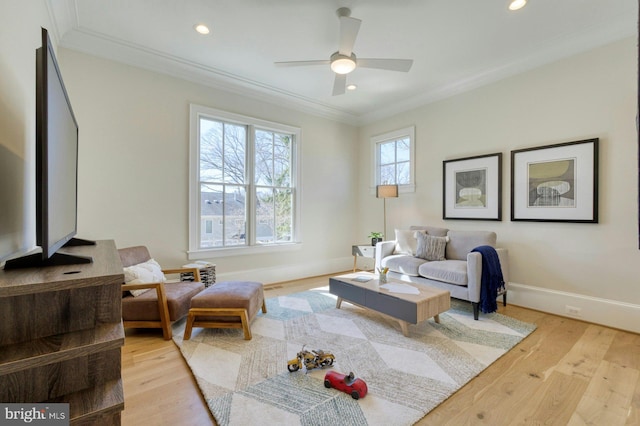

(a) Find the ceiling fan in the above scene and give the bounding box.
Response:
[274,7,414,96]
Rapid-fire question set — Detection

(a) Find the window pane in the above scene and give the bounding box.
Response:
[379,142,395,166]
[275,188,292,242]
[223,123,246,184]
[376,134,412,186]
[200,184,223,248]
[255,131,292,188]
[380,164,396,185]
[255,130,293,245]
[199,119,223,182]
[255,130,273,186]
[397,161,410,185]
[224,185,246,246]
[397,138,410,162]
[256,187,274,244]
[274,134,291,187]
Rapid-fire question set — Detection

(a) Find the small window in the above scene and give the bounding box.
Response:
[372,126,415,191]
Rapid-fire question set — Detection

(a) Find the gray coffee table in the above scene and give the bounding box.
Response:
[329,272,450,336]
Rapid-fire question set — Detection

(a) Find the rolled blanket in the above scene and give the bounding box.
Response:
[471,245,505,314]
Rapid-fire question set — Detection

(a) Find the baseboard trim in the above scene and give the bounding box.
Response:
[213,261,640,335]
[508,282,640,334]
[214,257,353,287]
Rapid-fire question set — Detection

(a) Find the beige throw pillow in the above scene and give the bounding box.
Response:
[123,259,167,297]
[394,229,418,255]
[415,233,449,261]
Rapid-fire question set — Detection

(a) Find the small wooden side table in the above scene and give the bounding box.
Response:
[181,263,216,287]
[352,245,376,272]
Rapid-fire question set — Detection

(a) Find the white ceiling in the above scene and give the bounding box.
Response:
[47,0,637,124]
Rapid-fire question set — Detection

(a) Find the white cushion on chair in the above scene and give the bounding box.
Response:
[124,259,167,297]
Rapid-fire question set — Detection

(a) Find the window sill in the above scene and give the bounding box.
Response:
[188,242,302,260]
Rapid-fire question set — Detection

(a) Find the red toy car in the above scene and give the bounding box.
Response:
[324,370,368,399]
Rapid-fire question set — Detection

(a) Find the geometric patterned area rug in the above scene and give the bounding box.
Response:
[172,286,536,426]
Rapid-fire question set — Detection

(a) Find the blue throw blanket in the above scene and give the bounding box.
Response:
[470,245,505,314]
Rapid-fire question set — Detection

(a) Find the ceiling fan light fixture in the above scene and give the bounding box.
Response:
[194,24,210,35]
[330,53,357,74]
[275,10,413,96]
[508,0,527,11]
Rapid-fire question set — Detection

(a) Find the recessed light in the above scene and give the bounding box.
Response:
[194,24,210,35]
[346,84,357,91]
[508,0,527,11]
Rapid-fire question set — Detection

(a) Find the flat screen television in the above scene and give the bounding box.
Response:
[4,28,93,270]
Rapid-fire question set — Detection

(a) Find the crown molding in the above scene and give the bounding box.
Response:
[45,0,77,45]
[57,26,360,125]
[358,17,635,125]
[48,0,635,128]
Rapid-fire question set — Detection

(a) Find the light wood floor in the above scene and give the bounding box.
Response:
[121,273,640,425]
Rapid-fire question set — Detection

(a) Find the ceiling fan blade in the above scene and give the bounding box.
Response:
[332,74,346,96]
[338,16,361,56]
[274,60,330,67]
[357,58,414,72]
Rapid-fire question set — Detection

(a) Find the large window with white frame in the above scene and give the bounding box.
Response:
[189,104,300,257]
[371,126,415,191]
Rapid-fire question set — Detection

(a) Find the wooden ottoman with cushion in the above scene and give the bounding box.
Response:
[183,281,267,340]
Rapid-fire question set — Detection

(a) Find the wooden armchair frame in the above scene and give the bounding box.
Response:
[121,268,200,340]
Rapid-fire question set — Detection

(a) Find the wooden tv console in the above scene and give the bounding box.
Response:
[0,240,125,425]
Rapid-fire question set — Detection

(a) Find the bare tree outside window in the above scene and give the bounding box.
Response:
[199,119,247,247]
[255,130,293,244]
[195,113,296,249]
[378,137,411,185]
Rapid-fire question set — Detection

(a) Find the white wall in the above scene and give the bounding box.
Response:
[1,2,638,332]
[358,37,640,332]
[0,0,53,261]
[56,49,359,283]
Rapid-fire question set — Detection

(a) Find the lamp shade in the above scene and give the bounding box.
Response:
[376,184,399,198]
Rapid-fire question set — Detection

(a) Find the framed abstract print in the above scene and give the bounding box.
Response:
[443,153,502,220]
[511,138,598,223]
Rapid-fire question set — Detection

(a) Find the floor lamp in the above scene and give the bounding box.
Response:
[376,184,398,241]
